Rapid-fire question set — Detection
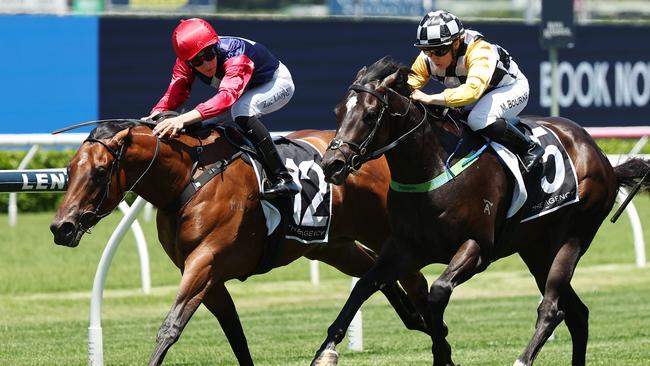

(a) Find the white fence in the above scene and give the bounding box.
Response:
[0,133,152,365]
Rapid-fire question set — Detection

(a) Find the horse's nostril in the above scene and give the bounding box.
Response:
[51,221,78,246]
[331,159,346,174]
[323,159,348,184]
[49,221,59,235]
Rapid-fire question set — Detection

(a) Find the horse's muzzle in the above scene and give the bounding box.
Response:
[322,156,348,185]
[50,220,82,247]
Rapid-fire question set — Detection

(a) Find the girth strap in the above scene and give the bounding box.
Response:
[165,150,244,212]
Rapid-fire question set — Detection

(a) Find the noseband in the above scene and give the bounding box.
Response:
[77,131,160,231]
[327,83,427,171]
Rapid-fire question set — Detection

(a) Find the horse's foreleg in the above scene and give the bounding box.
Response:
[308,241,428,335]
[515,239,582,366]
[380,280,429,334]
[358,241,432,336]
[310,240,406,366]
[148,253,214,366]
[397,270,434,335]
[561,285,588,366]
[429,239,484,366]
[202,283,254,366]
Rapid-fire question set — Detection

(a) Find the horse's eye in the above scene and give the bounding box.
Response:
[363,111,379,125]
[93,167,108,183]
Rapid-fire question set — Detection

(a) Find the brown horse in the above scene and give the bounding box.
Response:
[49,121,432,365]
[313,57,650,366]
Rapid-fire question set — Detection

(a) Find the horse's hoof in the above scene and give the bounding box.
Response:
[311,349,339,366]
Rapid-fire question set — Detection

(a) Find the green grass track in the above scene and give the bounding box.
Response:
[1,197,649,365]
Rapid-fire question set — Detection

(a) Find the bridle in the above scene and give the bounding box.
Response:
[327,83,428,171]
[77,130,160,231]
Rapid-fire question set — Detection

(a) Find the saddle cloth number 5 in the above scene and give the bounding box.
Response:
[531,126,566,195]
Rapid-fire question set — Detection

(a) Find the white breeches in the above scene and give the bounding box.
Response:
[230,62,295,120]
[466,73,529,131]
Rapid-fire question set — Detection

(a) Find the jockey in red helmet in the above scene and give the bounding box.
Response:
[171,18,219,62]
[148,18,299,199]
[409,10,544,173]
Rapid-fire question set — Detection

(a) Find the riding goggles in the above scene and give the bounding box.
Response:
[187,47,216,67]
[423,45,452,57]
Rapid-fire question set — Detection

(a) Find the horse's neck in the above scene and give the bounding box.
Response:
[131,135,202,208]
[384,115,459,184]
[143,132,243,209]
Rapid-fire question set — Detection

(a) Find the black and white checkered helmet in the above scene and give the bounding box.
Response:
[414,10,465,48]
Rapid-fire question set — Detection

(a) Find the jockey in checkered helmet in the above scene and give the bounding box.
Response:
[409,10,545,173]
[414,10,465,49]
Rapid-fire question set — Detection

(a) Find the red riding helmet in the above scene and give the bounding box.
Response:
[172,18,219,61]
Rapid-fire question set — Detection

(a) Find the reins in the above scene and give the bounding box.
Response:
[52,118,156,135]
[78,129,160,231]
[329,81,489,192]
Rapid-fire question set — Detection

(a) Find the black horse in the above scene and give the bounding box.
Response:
[312,57,650,366]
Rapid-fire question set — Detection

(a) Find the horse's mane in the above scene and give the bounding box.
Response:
[359,56,412,97]
[88,120,142,140]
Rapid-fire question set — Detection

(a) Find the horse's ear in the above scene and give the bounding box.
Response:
[379,69,401,90]
[111,128,131,146]
[379,67,411,95]
[354,66,367,82]
[396,67,411,85]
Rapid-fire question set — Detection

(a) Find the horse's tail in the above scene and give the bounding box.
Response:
[614,158,650,191]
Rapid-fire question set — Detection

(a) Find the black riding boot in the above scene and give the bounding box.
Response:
[235,116,300,199]
[478,118,545,172]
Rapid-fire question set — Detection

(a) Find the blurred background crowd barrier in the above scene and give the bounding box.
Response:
[1,0,649,133]
[3,0,650,21]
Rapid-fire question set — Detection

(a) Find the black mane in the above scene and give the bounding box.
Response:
[88,120,142,140]
[359,56,412,97]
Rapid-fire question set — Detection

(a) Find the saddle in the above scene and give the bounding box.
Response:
[507,118,579,223]
[161,119,332,279]
[426,109,579,222]
[163,124,252,212]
